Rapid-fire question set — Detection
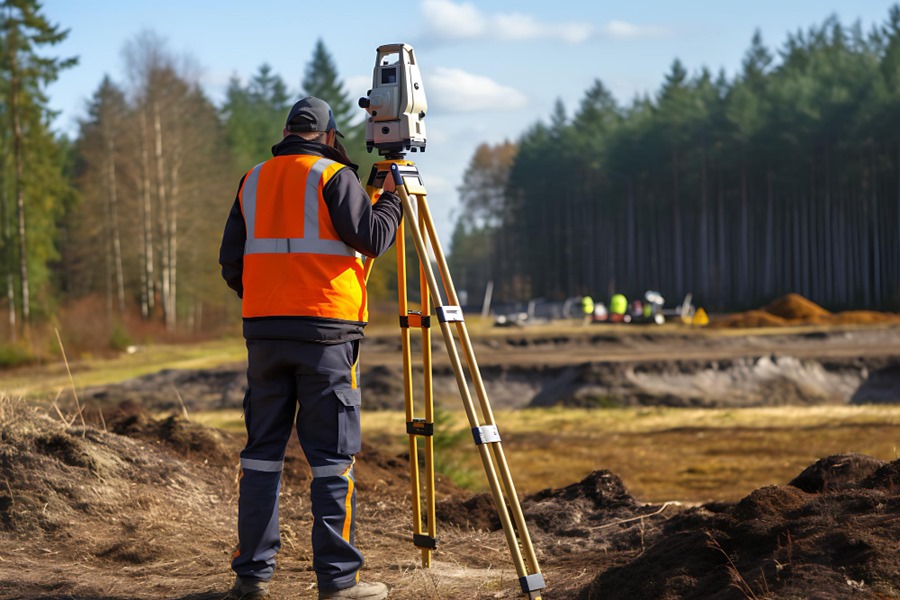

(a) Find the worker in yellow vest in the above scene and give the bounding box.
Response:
[581,295,594,325]
[610,293,628,322]
[219,97,399,600]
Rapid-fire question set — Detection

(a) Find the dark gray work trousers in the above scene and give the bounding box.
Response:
[231,338,363,592]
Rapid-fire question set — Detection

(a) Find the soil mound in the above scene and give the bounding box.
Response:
[0,395,237,581]
[577,453,900,599]
[103,400,235,466]
[765,293,831,320]
[789,453,885,493]
[713,293,900,329]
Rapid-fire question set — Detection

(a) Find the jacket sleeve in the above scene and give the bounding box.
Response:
[219,176,247,298]
[323,167,402,258]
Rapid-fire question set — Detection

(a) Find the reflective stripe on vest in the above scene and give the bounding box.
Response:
[241,158,358,258]
[239,155,368,321]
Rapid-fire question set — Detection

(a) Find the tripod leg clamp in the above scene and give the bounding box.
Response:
[436,306,464,323]
[413,533,438,550]
[472,425,501,445]
[519,573,546,595]
[400,311,431,329]
[406,418,434,436]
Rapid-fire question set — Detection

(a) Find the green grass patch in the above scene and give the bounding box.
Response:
[0,337,246,397]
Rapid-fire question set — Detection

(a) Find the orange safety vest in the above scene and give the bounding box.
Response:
[239,154,367,322]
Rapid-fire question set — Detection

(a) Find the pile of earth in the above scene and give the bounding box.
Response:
[577,453,900,599]
[437,453,900,599]
[713,293,900,328]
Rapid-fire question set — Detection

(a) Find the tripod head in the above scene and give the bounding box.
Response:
[358,43,427,158]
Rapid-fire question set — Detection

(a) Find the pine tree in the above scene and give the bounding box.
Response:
[0,0,77,334]
[223,63,290,169]
[65,76,129,314]
[301,39,373,175]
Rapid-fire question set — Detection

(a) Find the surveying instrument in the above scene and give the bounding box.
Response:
[358,44,546,600]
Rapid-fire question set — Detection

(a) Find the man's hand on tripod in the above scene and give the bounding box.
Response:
[382,170,397,194]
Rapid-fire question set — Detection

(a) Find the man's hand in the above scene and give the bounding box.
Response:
[382,169,397,194]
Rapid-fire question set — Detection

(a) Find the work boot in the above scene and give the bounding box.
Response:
[318,580,388,600]
[223,576,270,599]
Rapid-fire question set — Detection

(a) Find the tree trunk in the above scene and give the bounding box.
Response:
[105,131,126,315]
[1,184,15,341]
[9,38,29,328]
[763,165,774,299]
[139,113,155,318]
[740,166,749,303]
[626,177,636,281]
[153,104,174,331]
[717,173,726,309]
[672,150,684,295]
[168,158,181,333]
[699,150,709,301]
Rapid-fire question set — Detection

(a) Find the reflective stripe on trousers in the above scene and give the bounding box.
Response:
[232,339,363,590]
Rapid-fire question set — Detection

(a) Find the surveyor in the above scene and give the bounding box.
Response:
[219,96,401,600]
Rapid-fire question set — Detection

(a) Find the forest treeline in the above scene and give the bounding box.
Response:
[3,2,900,360]
[449,9,900,313]
[0,1,380,357]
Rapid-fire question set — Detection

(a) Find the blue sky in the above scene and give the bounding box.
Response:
[43,0,898,243]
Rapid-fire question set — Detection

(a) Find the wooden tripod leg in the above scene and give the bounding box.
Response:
[395,220,427,566]
[419,197,436,568]
[397,179,544,599]
[419,200,542,577]
[366,162,436,567]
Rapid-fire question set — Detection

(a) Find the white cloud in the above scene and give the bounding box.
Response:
[345,74,372,99]
[420,0,666,44]
[602,20,669,39]
[426,67,527,113]
[422,0,487,39]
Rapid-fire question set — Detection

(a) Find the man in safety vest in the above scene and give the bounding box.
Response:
[581,295,594,325]
[219,97,401,600]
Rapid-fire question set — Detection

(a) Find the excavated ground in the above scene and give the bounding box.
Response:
[78,326,900,412]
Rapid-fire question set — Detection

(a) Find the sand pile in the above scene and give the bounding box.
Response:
[714,293,900,328]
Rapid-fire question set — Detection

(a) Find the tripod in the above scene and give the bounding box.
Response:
[364,158,545,600]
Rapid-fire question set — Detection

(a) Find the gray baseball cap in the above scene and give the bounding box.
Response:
[285,96,344,137]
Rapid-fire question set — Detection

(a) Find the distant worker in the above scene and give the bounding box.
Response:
[219,97,401,600]
[610,293,628,322]
[581,295,594,325]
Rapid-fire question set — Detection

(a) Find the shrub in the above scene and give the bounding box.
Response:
[0,342,34,368]
[109,323,133,352]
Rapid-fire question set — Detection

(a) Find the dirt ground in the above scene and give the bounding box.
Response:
[71,324,900,413]
[0,398,897,599]
[1,320,898,599]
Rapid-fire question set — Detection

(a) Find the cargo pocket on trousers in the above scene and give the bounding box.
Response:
[335,388,362,455]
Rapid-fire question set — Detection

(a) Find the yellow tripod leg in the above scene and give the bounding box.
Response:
[386,163,545,599]
[418,196,543,587]
[419,196,436,569]
[367,160,433,567]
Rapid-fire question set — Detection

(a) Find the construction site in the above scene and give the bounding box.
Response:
[1,2,900,599]
[0,293,897,599]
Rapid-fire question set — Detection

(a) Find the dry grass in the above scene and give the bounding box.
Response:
[205,405,900,504]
